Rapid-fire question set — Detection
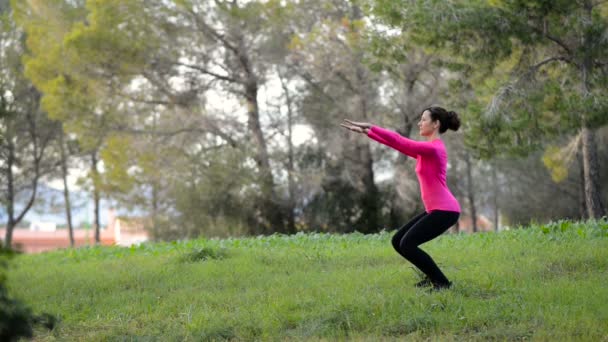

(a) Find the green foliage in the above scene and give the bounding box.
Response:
[301,177,362,233]
[98,134,136,194]
[14,0,154,196]
[538,219,608,239]
[66,0,159,76]
[542,133,581,183]
[0,285,33,340]
[166,146,259,238]
[1,1,65,241]
[19,3,133,148]
[6,219,608,340]
[542,146,569,182]
[13,0,307,236]
[371,1,526,68]
[368,0,608,159]
[0,246,56,341]
[364,32,411,73]
[178,246,228,263]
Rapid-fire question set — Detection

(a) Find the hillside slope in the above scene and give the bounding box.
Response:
[8,220,608,341]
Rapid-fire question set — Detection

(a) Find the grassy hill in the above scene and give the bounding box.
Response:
[7,220,608,341]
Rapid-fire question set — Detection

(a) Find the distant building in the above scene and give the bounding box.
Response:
[0,208,149,253]
[30,221,57,232]
[451,214,495,233]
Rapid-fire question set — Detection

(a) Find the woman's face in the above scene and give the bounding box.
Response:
[418,110,439,137]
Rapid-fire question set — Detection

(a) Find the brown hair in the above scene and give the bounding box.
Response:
[422,106,460,133]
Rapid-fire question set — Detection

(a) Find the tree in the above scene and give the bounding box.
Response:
[287,2,390,233]
[48,0,299,234]
[1,7,60,248]
[170,0,299,233]
[15,3,117,245]
[57,129,76,246]
[366,33,450,226]
[370,0,608,219]
[273,67,301,234]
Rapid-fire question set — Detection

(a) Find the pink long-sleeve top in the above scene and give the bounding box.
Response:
[367,126,461,213]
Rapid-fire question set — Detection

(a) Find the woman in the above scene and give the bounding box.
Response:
[340,107,461,291]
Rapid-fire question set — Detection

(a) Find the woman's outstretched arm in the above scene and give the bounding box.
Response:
[341,119,435,158]
[367,126,437,158]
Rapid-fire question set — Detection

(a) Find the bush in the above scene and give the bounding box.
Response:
[0,244,56,341]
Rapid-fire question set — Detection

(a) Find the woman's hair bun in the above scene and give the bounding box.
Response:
[447,111,460,132]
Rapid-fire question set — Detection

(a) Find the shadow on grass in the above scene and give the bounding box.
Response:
[177,246,229,263]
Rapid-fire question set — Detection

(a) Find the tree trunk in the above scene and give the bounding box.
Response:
[91,152,101,244]
[228,22,284,234]
[579,2,606,219]
[356,140,380,233]
[151,113,160,237]
[492,163,499,232]
[346,3,380,233]
[152,180,159,237]
[179,5,285,234]
[5,170,40,248]
[580,127,606,218]
[577,150,588,220]
[245,79,285,233]
[465,152,478,233]
[4,125,41,248]
[59,131,75,247]
[279,70,297,234]
[357,100,379,233]
[4,140,16,248]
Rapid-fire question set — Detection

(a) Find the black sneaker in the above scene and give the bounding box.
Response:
[414,277,432,288]
[430,281,452,292]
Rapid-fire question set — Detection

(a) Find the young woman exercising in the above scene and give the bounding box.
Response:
[341,107,461,290]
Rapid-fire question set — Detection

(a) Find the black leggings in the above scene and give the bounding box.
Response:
[391,210,460,285]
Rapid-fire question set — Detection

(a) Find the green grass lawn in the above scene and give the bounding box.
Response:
[7,220,608,341]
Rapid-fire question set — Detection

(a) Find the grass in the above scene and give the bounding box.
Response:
[6,219,608,341]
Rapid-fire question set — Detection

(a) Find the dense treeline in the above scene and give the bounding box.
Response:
[1,0,607,246]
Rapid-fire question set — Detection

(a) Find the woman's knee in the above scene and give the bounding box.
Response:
[399,237,417,256]
[391,234,402,252]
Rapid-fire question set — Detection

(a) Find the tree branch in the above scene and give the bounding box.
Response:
[530,24,573,56]
[334,71,356,93]
[174,62,239,84]
[180,4,240,56]
[141,71,182,103]
[295,69,339,105]
[115,92,174,106]
[14,111,42,226]
[530,56,575,73]
[111,125,239,148]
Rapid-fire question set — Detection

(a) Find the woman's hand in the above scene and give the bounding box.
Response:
[343,119,372,129]
[341,119,372,134]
